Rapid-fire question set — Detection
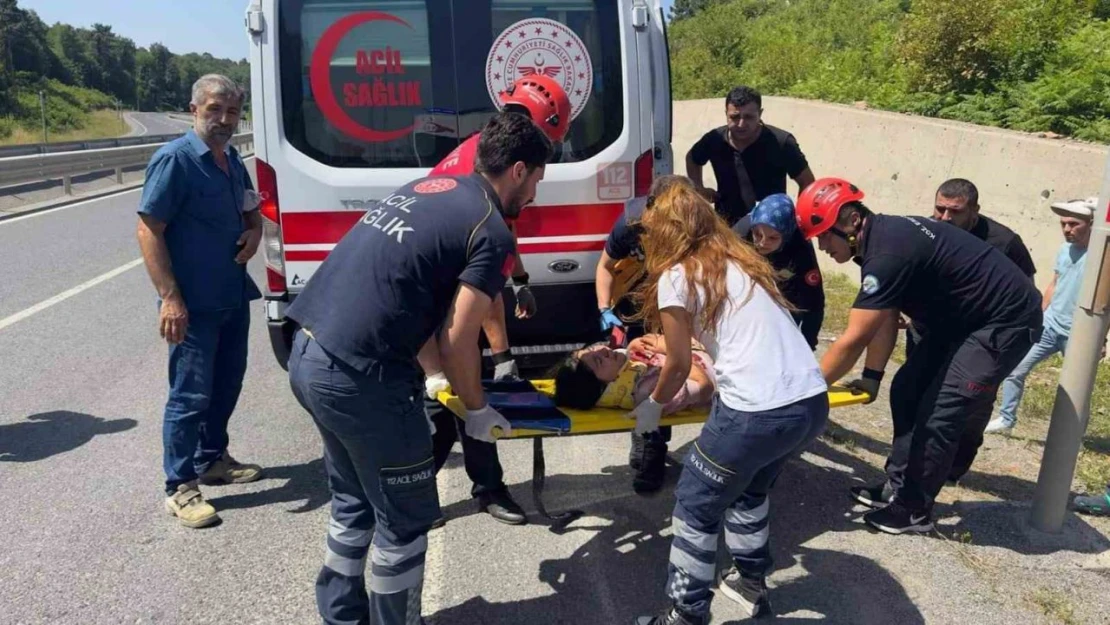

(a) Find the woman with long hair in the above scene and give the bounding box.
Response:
[630,185,829,625]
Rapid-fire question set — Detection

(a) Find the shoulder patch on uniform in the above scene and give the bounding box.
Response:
[861,274,881,295]
[414,178,458,194]
[805,269,821,286]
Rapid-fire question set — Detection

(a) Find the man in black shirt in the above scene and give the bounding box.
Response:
[732,193,825,349]
[285,112,553,625]
[923,178,1037,482]
[798,177,1042,535]
[685,85,815,225]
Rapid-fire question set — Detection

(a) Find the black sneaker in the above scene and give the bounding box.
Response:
[864,502,933,535]
[633,432,667,494]
[632,605,708,625]
[850,482,893,509]
[477,490,527,526]
[717,566,772,618]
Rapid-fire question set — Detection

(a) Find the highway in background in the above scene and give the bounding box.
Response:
[125,112,195,137]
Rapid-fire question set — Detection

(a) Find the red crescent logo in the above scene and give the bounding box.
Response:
[805,269,822,286]
[413,178,458,194]
[309,12,415,143]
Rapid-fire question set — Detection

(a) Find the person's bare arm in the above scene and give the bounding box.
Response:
[438,283,494,411]
[821,308,898,384]
[685,151,705,189]
[793,167,816,194]
[651,308,693,404]
[864,314,899,372]
[1042,274,1058,311]
[595,249,619,310]
[136,214,188,344]
[418,335,442,375]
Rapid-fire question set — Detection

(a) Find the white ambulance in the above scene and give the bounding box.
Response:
[244,0,673,369]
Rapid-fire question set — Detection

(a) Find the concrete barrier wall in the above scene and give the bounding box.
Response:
[671,96,1109,288]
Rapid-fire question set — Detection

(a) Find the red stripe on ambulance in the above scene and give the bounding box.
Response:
[280,203,625,244]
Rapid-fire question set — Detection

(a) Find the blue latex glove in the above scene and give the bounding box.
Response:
[599,307,624,331]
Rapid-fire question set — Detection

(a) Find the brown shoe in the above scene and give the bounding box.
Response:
[199,452,263,485]
[164,482,220,529]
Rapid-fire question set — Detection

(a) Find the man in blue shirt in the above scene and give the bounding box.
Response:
[285,112,552,625]
[136,75,263,530]
[987,197,1101,433]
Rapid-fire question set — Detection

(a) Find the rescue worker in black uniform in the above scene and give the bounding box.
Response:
[797,177,1043,535]
[285,112,553,625]
[899,178,1038,483]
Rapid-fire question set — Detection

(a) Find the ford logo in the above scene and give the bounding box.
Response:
[548,259,579,274]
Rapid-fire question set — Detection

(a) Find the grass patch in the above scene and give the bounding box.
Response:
[822,271,1110,493]
[0,110,128,147]
[1027,588,1078,625]
[822,272,856,335]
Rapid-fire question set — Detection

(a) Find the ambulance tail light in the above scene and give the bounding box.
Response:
[256,158,287,293]
[634,149,653,197]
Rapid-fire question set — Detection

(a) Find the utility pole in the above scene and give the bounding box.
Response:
[1030,148,1110,533]
[39,91,48,144]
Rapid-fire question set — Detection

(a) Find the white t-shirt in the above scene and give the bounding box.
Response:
[657,261,827,412]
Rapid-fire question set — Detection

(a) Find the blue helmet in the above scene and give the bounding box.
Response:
[750,193,797,240]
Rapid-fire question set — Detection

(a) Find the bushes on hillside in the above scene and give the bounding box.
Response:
[669,0,1110,143]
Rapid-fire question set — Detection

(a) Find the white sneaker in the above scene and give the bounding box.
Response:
[985,418,1014,435]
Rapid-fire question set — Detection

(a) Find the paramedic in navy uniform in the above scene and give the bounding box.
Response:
[285,112,553,625]
[797,177,1042,536]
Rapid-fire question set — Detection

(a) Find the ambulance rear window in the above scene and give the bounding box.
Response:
[278,0,624,168]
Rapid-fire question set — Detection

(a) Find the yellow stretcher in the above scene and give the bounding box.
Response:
[437,381,870,528]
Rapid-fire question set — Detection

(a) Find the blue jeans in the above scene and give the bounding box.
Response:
[162,301,250,494]
[666,392,830,617]
[288,329,440,625]
[997,326,1068,426]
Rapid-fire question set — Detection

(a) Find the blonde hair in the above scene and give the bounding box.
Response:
[630,185,795,334]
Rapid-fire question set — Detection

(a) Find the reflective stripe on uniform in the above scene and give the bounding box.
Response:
[369,560,425,594]
[324,547,368,577]
[668,542,716,582]
[368,534,428,593]
[672,516,717,553]
[328,517,372,547]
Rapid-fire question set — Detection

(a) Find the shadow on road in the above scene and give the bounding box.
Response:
[429,435,924,624]
[940,500,1110,556]
[0,411,137,463]
[206,457,330,513]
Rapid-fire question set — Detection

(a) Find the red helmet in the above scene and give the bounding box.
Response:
[796,177,866,240]
[499,75,571,143]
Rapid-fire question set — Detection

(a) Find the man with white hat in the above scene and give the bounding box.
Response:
[986,196,1102,434]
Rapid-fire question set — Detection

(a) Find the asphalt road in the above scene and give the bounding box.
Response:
[125,112,194,137]
[3,175,1030,624]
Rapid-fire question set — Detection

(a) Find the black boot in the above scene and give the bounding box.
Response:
[632,605,708,625]
[477,489,527,525]
[629,431,646,471]
[633,431,667,494]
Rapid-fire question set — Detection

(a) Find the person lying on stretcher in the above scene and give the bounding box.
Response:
[551,335,716,413]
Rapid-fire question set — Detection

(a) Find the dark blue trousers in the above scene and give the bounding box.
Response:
[666,392,830,617]
[288,329,440,625]
[162,300,250,494]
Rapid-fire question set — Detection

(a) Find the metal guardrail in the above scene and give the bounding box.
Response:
[0,133,255,195]
[0,133,186,159]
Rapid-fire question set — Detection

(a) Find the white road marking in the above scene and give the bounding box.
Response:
[0,258,146,332]
[0,188,142,225]
[0,156,255,226]
[129,113,149,136]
